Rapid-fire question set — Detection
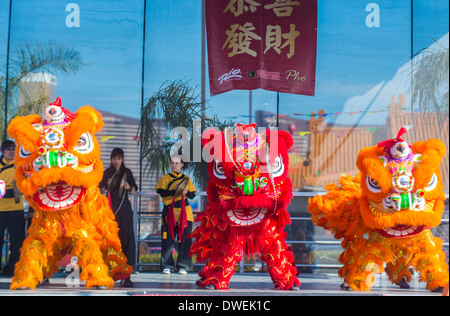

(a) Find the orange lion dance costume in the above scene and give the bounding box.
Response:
[190,124,300,290]
[8,97,132,290]
[308,128,448,291]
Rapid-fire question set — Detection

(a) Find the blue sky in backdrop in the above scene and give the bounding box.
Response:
[1,0,449,126]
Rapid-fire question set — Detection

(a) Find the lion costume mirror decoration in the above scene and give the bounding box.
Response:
[308,128,448,291]
[190,123,300,290]
[7,97,132,290]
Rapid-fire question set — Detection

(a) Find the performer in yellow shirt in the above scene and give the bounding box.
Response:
[0,140,25,276]
[156,156,196,274]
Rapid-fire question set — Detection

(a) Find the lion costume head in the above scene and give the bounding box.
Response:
[7,97,131,290]
[8,97,104,210]
[201,123,293,227]
[357,127,446,236]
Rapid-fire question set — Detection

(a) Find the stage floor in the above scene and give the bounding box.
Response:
[0,271,444,296]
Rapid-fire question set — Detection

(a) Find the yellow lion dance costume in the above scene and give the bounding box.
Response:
[7,97,132,290]
[308,128,448,292]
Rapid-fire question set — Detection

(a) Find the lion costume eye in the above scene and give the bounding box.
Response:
[271,156,284,177]
[73,132,94,154]
[213,160,226,179]
[19,145,32,158]
[366,175,382,193]
[424,173,437,192]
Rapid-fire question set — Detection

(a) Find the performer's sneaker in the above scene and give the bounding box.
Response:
[120,278,134,288]
[397,278,411,289]
[289,285,300,291]
[38,278,50,287]
[196,278,205,286]
[204,284,216,290]
[162,268,171,274]
[178,269,188,275]
[340,282,352,290]
[431,287,444,293]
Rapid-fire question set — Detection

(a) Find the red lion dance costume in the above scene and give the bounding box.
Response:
[308,128,449,292]
[190,123,300,290]
[8,97,132,290]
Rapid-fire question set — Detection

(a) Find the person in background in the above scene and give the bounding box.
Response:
[0,140,25,276]
[291,228,317,273]
[156,155,196,275]
[99,147,137,287]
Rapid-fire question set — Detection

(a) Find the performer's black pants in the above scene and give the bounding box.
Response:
[160,218,192,272]
[116,215,136,267]
[0,210,25,274]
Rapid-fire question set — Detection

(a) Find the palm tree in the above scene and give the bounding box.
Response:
[1,41,85,139]
[411,39,449,122]
[138,80,234,184]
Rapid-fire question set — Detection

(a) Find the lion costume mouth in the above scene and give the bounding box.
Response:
[375,225,425,238]
[225,208,270,227]
[33,183,86,211]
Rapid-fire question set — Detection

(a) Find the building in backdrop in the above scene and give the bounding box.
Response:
[18,72,57,117]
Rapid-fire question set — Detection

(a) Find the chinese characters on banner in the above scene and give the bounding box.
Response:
[206,0,317,96]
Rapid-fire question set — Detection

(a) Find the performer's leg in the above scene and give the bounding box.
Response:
[160,222,175,272]
[196,242,243,289]
[341,260,382,291]
[260,224,300,290]
[10,225,48,290]
[6,210,26,273]
[410,233,449,291]
[198,261,214,282]
[443,283,449,296]
[385,257,412,288]
[339,237,384,291]
[95,204,133,280]
[117,216,136,267]
[176,221,192,272]
[0,212,6,267]
[71,229,114,289]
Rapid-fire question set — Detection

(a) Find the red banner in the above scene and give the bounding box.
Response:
[206,0,317,96]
